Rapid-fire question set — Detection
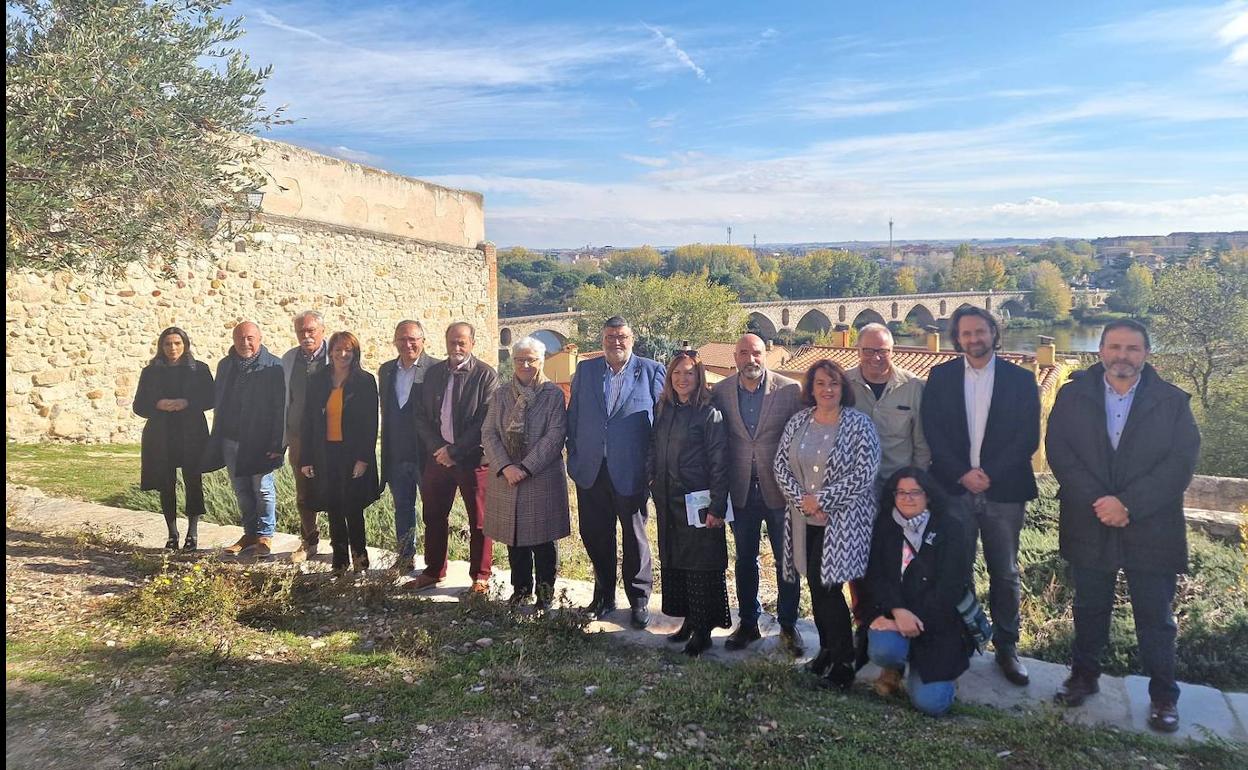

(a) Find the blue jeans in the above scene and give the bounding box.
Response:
[869,629,958,716]
[729,483,800,627]
[1071,565,1179,704]
[222,439,276,537]
[389,460,422,559]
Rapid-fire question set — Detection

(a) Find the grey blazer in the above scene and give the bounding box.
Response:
[710,370,804,510]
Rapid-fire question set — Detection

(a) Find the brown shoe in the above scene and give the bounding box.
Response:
[290,540,318,564]
[406,573,441,592]
[469,580,489,595]
[241,536,272,558]
[1148,700,1179,733]
[224,534,258,555]
[352,551,370,573]
[873,667,903,697]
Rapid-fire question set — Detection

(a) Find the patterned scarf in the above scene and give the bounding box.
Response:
[503,368,547,461]
[233,345,265,375]
[893,507,931,576]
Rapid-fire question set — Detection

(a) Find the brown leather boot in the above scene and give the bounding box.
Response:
[224,534,258,555]
[873,667,903,697]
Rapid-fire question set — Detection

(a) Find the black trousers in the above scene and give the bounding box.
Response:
[575,461,652,602]
[508,542,558,593]
[807,524,854,665]
[325,443,367,562]
[157,468,205,517]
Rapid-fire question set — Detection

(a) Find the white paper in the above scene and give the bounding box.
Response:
[684,490,734,528]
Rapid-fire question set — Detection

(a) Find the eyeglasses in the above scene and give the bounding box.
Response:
[672,350,699,361]
[513,357,540,365]
[604,334,633,343]
[895,489,927,499]
[861,347,893,358]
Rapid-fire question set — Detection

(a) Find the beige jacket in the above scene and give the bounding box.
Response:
[845,365,930,480]
[710,370,804,510]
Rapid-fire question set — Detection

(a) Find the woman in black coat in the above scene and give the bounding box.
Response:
[133,327,214,550]
[649,350,731,657]
[863,467,975,716]
[299,331,381,573]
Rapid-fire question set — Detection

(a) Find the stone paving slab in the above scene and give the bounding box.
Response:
[7,483,1245,744]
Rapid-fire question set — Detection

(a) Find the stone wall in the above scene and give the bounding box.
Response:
[7,219,497,443]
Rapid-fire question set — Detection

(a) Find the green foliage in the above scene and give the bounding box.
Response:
[1026,260,1073,320]
[889,265,919,294]
[776,249,881,299]
[574,274,745,360]
[497,251,587,314]
[1151,265,1248,410]
[6,0,283,275]
[665,243,760,277]
[1106,264,1154,315]
[1190,372,1248,477]
[112,556,296,627]
[604,245,662,276]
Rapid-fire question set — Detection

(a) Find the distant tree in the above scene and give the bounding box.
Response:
[499,246,539,264]
[666,243,760,277]
[605,245,662,276]
[946,253,984,291]
[1106,264,1154,316]
[777,249,880,299]
[1028,261,1072,320]
[1151,265,1248,410]
[574,274,746,361]
[889,266,919,295]
[954,243,974,261]
[982,255,1008,290]
[708,268,780,302]
[498,277,532,316]
[7,0,283,275]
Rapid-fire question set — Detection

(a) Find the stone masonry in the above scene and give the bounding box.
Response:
[6,139,496,443]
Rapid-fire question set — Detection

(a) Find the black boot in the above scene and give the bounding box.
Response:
[163,512,180,550]
[822,662,857,691]
[667,619,693,643]
[806,648,833,677]
[683,628,712,657]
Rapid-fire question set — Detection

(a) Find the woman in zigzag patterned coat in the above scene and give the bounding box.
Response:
[774,359,881,689]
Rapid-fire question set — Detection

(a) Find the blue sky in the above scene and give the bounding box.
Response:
[233,0,1248,247]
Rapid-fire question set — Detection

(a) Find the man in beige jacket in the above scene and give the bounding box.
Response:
[711,334,805,655]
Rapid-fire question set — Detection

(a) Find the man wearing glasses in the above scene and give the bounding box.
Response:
[566,316,666,628]
[845,323,931,495]
[378,320,434,573]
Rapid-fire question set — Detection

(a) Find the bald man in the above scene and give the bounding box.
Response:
[202,321,287,559]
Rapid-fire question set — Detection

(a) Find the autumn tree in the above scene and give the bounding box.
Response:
[889,265,919,294]
[1151,265,1248,410]
[777,249,881,299]
[1027,261,1072,320]
[1107,264,1154,316]
[604,245,662,276]
[7,0,283,275]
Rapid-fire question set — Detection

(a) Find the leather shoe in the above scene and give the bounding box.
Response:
[723,622,761,651]
[1054,670,1100,707]
[806,648,832,677]
[683,629,712,657]
[667,620,693,643]
[406,573,442,592]
[821,662,856,691]
[1148,700,1180,733]
[630,599,650,629]
[996,649,1030,686]
[778,625,805,657]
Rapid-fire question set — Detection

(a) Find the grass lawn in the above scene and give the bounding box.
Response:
[6,515,1245,769]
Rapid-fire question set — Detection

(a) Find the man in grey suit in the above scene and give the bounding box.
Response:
[711,333,805,654]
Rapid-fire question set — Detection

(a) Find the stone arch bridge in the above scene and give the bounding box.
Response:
[498,290,1109,351]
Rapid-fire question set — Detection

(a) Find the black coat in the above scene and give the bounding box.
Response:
[649,400,730,572]
[299,367,381,512]
[416,356,499,469]
[1046,363,1200,574]
[202,347,286,477]
[378,353,434,487]
[133,361,214,490]
[921,356,1040,502]
[864,509,974,683]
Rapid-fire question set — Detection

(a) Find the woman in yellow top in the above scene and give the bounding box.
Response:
[300,331,380,573]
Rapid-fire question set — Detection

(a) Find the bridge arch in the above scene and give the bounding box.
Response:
[903,303,937,329]
[1000,298,1027,318]
[852,308,887,328]
[531,329,568,352]
[797,309,833,334]
[747,312,778,340]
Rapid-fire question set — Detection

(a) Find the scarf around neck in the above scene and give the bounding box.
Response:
[893,507,931,576]
[503,369,548,461]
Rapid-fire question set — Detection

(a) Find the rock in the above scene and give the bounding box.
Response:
[584,685,599,695]
[33,369,69,386]
[474,637,493,649]
[342,713,363,723]
[310,640,326,649]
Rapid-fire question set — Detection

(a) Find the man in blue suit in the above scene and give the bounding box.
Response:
[566,316,666,628]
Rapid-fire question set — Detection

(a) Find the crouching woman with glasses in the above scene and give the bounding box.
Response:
[862,467,975,715]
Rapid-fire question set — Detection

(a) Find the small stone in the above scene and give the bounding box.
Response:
[474,637,493,648]
[654,751,669,760]
[584,685,599,695]
[310,640,326,649]
[105,640,116,647]
[417,724,431,733]
[343,713,362,723]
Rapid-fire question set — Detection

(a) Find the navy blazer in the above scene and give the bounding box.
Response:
[920,355,1040,503]
[566,355,666,497]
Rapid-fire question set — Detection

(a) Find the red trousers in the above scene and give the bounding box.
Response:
[419,461,492,581]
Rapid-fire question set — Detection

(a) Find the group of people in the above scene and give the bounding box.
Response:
[134,307,1199,729]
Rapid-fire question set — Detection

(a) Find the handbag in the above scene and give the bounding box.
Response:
[956,589,993,654]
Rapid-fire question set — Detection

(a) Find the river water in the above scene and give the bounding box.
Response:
[898,323,1104,353]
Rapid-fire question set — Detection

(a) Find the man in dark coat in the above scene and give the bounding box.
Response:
[921,306,1039,687]
[408,322,499,593]
[1047,319,1200,733]
[378,320,435,573]
[203,321,286,558]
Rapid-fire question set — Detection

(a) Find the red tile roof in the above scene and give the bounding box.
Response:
[775,344,1053,388]
[695,341,791,374]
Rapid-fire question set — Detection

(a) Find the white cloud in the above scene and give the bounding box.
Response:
[621,153,670,168]
[1083,1,1248,67]
[642,22,709,82]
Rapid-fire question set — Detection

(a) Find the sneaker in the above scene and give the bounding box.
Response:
[290,540,318,564]
[240,536,272,558]
[224,535,258,555]
[873,667,903,697]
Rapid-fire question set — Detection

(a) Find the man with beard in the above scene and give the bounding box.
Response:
[711,333,804,654]
[1047,320,1199,733]
[922,306,1039,687]
[408,322,499,594]
[566,316,666,628]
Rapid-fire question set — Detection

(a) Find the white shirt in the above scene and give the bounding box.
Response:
[440,357,472,445]
[395,357,421,409]
[963,354,996,468]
